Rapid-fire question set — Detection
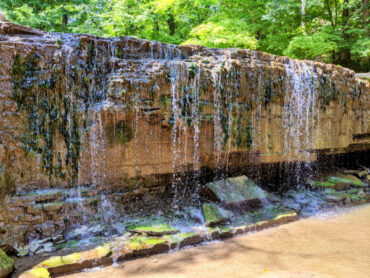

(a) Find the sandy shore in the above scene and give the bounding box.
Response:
[62,204,370,278]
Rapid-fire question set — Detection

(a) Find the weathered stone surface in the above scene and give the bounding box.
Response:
[0,20,369,249]
[35,244,112,275]
[112,236,169,261]
[130,224,179,236]
[310,174,366,190]
[202,203,232,227]
[164,233,205,249]
[0,248,14,277]
[203,176,267,210]
[0,20,368,193]
[232,210,297,234]
[20,208,300,276]
[19,267,50,278]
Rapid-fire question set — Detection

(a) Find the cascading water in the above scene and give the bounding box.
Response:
[283,59,319,186]
[1,22,368,265]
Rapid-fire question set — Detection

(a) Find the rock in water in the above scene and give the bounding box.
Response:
[203,176,267,210]
[202,203,232,227]
[0,248,14,277]
[130,224,179,236]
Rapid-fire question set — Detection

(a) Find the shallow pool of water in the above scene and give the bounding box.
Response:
[62,204,370,278]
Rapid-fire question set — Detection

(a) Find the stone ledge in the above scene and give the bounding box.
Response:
[19,211,297,277]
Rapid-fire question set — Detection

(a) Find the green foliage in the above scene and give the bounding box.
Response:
[1,0,369,71]
[105,121,133,146]
[284,29,340,62]
[183,19,258,49]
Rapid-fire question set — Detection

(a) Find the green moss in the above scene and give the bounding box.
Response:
[11,53,81,184]
[188,63,198,78]
[92,244,111,257]
[236,117,253,149]
[61,253,82,264]
[65,240,79,249]
[160,95,169,109]
[130,224,179,234]
[0,249,14,276]
[163,233,196,245]
[202,203,232,227]
[206,176,266,204]
[22,267,50,278]
[125,236,167,250]
[105,121,133,146]
[0,165,15,199]
[310,180,336,188]
[36,256,63,268]
[311,175,366,189]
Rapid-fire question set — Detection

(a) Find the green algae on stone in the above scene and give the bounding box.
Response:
[35,244,112,276]
[130,224,179,236]
[202,203,232,227]
[36,256,64,268]
[0,248,14,278]
[163,233,196,245]
[163,232,205,248]
[125,236,168,250]
[119,236,169,257]
[231,206,296,228]
[105,121,134,146]
[19,267,50,278]
[310,174,366,190]
[204,176,267,210]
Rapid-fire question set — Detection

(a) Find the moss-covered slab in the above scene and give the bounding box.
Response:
[202,203,232,227]
[130,224,179,236]
[310,174,366,190]
[232,209,297,234]
[35,244,112,275]
[19,267,50,278]
[163,232,204,249]
[0,248,14,277]
[322,189,347,203]
[112,236,169,261]
[203,176,267,210]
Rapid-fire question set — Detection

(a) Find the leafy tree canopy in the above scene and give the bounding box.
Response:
[0,0,368,71]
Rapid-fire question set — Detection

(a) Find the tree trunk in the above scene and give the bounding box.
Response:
[340,0,351,67]
[62,14,68,30]
[62,0,69,32]
[363,0,369,35]
[301,0,306,34]
[167,13,175,36]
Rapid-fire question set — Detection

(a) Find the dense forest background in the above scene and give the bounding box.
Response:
[0,0,368,71]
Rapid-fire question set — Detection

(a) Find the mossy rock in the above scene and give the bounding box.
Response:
[19,267,50,278]
[118,236,169,259]
[35,244,112,275]
[310,174,366,190]
[202,203,232,227]
[130,224,179,236]
[163,232,204,248]
[0,248,14,277]
[322,189,347,203]
[203,176,266,210]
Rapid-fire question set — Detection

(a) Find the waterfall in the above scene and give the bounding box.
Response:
[283,59,319,186]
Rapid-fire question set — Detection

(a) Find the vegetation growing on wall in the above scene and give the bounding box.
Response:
[105,121,134,146]
[11,53,81,184]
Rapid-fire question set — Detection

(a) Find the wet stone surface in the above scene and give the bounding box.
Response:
[6,171,370,277]
[203,176,268,210]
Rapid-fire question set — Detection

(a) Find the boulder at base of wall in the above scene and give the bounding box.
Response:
[0,248,14,277]
[202,176,267,211]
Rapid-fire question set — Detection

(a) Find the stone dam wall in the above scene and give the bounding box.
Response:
[0,21,368,192]
[0,21,369,248]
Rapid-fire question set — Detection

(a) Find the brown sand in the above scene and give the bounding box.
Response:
[62,204,370,278]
